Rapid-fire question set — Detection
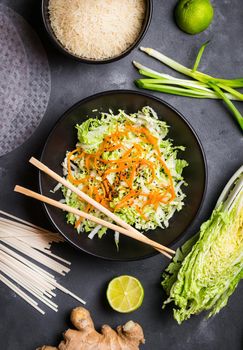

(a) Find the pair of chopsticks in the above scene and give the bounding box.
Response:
[14,157,175,259]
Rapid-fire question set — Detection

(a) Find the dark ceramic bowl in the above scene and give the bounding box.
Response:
[41,0,152,64]
[39,90,207,261]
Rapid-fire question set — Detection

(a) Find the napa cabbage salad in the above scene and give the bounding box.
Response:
[60,107,188,243]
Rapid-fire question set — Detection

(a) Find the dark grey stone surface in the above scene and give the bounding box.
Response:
[0,0,242,349]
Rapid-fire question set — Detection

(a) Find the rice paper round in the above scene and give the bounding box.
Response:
[0,4,51,157]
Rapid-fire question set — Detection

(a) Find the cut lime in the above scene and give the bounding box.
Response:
[175,0,214,35]
[107,275,144,313]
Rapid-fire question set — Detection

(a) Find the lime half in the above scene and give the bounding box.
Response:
[107,275,144,313]
[175,0,214,35]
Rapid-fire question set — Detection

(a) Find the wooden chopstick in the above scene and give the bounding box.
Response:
[29,157,175,257]
[14,185,172,259]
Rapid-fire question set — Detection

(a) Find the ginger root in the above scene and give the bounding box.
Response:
[37,307,145,350]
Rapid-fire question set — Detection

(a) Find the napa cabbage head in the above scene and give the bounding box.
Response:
[162,177,243,324]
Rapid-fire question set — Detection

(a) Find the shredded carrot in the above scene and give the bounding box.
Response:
[100,199,109,208]
[101,157,134,164]
[136,206,148,221]
[100,183,107,197]
[72,152,84,160]
[128,164,138,188]
[139,159,156,183]
[103,180,110,198]
[129,125,174,190]
[67,148,87,185]
[106,144,124,152]
[75,216,83,228]
[114,191,136,211]
[85,155,92,170]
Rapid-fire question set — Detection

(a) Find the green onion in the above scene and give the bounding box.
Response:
[135,79,239,100]
[140,47,243,88]
[209,83,243,130]
[133,44,243,131]
[192,41,210,73]
[217,83,243,101]
[133,62,241,100]
[135,80,216,98]
[136,78,211,91]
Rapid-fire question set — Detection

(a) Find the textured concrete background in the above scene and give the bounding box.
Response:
[0,0,242,349]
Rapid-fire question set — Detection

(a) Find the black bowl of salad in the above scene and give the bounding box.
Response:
[39,90,207,261]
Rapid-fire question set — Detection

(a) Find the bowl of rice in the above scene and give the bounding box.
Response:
[42,0,152,63]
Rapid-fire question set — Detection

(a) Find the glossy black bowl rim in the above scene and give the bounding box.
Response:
[39,89,208,261]
[41,0,153,64]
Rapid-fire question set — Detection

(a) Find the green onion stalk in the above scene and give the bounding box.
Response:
[133,43,243,131]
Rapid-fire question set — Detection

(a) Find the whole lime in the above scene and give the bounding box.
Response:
[175,0,214,35]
